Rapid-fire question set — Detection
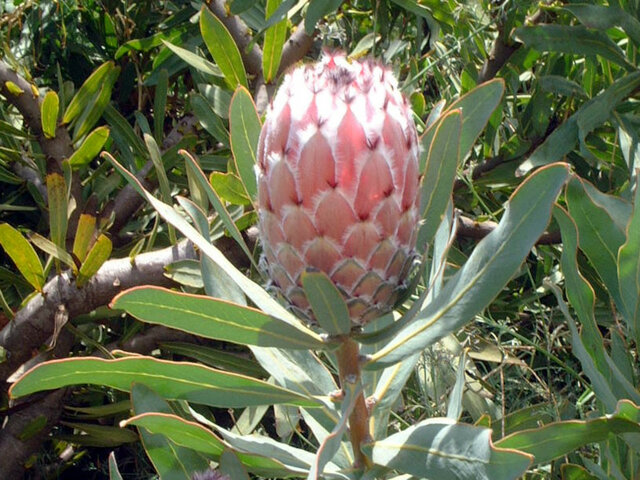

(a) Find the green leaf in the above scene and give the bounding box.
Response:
[131,383,209,479]
[10,357,319,407]
[41,91,59,139]
[368,163,570,368]
[418,109,461,249]
[68,126,110,169]
[565,176,627,312]
[108,452,123,480]
[301,271,351,336]
[154,69,168,143]
[161,342,267,378]
[514,24,633,70]
[219,449,251,480]
[364,419,532,480]
[618,184,640,345]
[29,233,76,271]
[308,381,359,480]
[46,172,68,252]
[179,151,255,265]
[495,400,640,466]
[63,61,114,124]
[0,223,44,291]
[103,151,298,323]
[144,133,176,243]
[76,234,112,287]
[122,413,225,456]
[229,86,261,201]
[538,75,587,99]
[210,172,251,205]
[122,413,290,476]
[443,78,504,164]
[564,4,640,47]
[111,286,324,349]
[71,66,119,141]
[262,0,287,82]
[200,7,248,89]
[59,421,138,447]
[161,40,223,77]
[553,206,618,411]
[4,81,24,95]
[72,213,96,263]
[518,73,640,175]
[304,0,343,34]
[190,93,229,146]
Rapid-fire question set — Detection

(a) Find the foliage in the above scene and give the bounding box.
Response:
[0,1,639,479]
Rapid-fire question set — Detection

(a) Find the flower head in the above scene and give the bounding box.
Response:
[257,52,420,325]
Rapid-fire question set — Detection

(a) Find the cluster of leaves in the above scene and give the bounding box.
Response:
[0,1,640,479]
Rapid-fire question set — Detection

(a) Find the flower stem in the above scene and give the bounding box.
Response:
[336,337,372,469]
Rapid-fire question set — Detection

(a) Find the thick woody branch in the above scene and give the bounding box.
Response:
[457,214,560,245]
[477,27,520,85]
[0,60,83,228]
[0,240,196,384]
[206,0,263,77]
[278,21,317,75]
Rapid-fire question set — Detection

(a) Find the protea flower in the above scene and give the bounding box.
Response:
[256,52,420,326]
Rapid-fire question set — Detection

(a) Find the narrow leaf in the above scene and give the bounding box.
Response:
[618,184,640,344]
[30,233,76,270]
[262,0,287,82]
[72,213,97,262]
[190,93,229,146]
[444,78,504,164]
[514,25,633,70]
[565,176,627,311]
[200,7,248,89]
[111,286,324,349]
[10,357,319,407]
[108,452,123,480]
[304,0,343,34]
[368,163,570,368]
[518,72,640,175]
[0,224,44,291]
[131,383,209,479]
[63,61,114,124]
[301,271,351,336]
[229,86,261,200]
[418,109,461,249]
[46,172,68,251]
[364,419,532,480]
[154,69,168,143]
[495,400,640,466]
[76,234,112,287]
[41,91,59,138]
[68,126,110,169]
[162,40,224,77]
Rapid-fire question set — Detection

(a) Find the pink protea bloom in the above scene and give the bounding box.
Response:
[256,52,420,326]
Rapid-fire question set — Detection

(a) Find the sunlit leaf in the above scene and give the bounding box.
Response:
[229,86,260,200]
[495,400,640,466]
[301,271,351,336]
[111,286,324,349]
[41,91,59,138]
[10,357,319,407]
[262,0,287,82]
[0,223,44,291]
[76,234,112,287]
[368,163,569,368]
[364,419,532,480]
[200,7,248,89]
[68,126,110,169]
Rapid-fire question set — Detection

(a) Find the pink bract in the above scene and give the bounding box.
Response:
[257,52,420,326]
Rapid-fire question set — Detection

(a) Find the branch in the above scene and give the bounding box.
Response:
[0,60,83,230]
[457,214,560,245]
[0,240,196,384]
[206,0,263,77]
[278,21,316,75]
